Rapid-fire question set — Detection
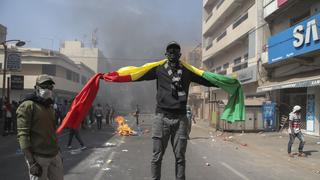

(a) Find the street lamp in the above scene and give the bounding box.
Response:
[1,40,25,120]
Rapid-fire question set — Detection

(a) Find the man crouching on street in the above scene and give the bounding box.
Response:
[17,74,63,180]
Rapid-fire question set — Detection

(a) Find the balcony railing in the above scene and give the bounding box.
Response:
[216,0,225,9]
[232,62,248,72]
[203,0,244,34]
[216,30,227,42]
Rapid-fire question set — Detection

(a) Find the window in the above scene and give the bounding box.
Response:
[218,70,227,75]
[216,66,222,72]
[217,30,226,42]
[233,57,241,65]
[233,13,248,29]
[223,63,229,69]
[66,69,72,80]
[216,0,224,9]
[42,65,56,76]
[206,12,213,22]
[232,65,242,72]
[232,62,248,72]
[81,76,87,85]
[205,36,213,50]
[72,72,79,83]
[244,53,248,61]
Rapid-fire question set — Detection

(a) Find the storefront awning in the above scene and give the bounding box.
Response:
[257,75,320,92]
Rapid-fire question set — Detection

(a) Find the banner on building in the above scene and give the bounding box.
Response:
[306,94,315,132]
[7,51,22,71]
[277,0,288,7]
[11,75,24,90]
[262,101,276,131]
[268,12,320,64]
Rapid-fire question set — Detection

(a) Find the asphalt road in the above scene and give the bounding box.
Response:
[1,114,319,180]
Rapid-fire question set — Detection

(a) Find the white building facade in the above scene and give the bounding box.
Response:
[0,47,94,103]
[202,0,268,131]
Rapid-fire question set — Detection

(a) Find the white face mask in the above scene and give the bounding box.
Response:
[38,88,53,99]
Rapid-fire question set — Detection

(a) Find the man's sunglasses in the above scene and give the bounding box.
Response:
[166,48,180,54]
[38,84,54,90]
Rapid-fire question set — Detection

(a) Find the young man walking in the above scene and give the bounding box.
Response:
[288,105,306,157]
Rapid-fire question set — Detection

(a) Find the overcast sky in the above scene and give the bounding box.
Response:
[0,0,203,62]
[1,0,204,110]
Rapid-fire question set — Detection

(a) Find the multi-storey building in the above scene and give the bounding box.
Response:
[259,0,320,135]
[202,0,267,130]
[0,24,6,44]
[0,47,94,103]
[187,44,206,120]
[60,40,110,104]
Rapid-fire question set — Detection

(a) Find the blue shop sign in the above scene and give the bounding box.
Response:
[262,101,276,131]
[268,12,320,64]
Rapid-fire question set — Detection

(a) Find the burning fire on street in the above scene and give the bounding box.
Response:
[115,116,135,136]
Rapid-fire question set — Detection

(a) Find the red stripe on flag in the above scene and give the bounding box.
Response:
[103,72,132,82]
[56,73,104,134]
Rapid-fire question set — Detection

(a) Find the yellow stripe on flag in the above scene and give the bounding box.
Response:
[181,61,204,77]
[117,60,166,81]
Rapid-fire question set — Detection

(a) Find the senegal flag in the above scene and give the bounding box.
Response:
[56,59,245,134]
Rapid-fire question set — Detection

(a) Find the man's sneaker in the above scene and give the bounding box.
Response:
[288,153,294,157]
[80,146,87,150]
[67,146,72,149]
[298,152,306,157]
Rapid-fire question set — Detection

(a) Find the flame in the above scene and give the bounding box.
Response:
[115,116,134,136]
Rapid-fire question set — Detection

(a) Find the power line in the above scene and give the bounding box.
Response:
[65,55,165,62]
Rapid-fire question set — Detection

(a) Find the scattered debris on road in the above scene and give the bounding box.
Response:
[144,129,150,133]
[205,163,211,166]
[102,167,111,171]
[104,142,116,147]
[107,160,113,164]
[90,160,104,168]
[241,143,248,147]
[70,149,82,155]
[90,164,102,168]
[122,149,128,152]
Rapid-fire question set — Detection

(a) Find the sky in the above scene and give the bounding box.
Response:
[0,0,203,61]
[0,0,204,111]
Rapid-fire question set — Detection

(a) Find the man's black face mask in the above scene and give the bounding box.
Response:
[166,48,181,63]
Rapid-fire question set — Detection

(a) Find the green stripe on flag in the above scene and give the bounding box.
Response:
[202,71,245,123]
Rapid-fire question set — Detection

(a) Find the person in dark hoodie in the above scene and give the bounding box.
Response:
[16,74,63,180]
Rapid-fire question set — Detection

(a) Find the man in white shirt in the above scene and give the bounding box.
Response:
[287,105,306,157]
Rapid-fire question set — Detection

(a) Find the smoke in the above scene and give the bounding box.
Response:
[64,0,203,112]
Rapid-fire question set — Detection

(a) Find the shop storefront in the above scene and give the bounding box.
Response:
[258,12,320,135]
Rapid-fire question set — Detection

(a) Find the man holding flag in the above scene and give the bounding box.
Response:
[57,41,245,180]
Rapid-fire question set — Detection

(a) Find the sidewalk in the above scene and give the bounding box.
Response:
[193,119,320,173]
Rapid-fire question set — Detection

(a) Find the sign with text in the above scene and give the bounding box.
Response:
[7,51,22,71]
[262,101,276,131]
[268,12,320,64]
[11,75,24,90]
[306,94,315,132]
[277,0,288,7]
